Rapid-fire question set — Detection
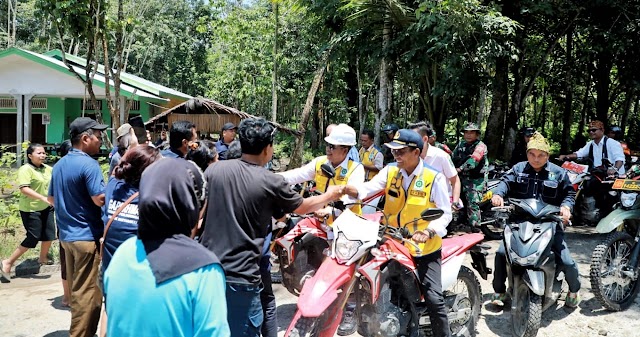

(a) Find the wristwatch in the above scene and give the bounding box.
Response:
[427,228,437,239]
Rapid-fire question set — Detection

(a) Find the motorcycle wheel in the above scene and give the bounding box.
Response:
[590,231,640,311]
[511,281,542,337]
[448,266,482,337]
[289,317,320,337]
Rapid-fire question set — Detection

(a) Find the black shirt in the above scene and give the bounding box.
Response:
[493,161,575,211]
[200,159,304,284]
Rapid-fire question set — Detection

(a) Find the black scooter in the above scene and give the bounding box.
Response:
[494,198,566,337]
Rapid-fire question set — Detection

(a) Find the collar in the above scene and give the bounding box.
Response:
[593,136,606,145]
[69,148,90,157]
[401,158,424,178]
[169,147,185,158]
[333,155,350,169]
[28,162,45,170]
[523,161,550,173]
[365,145,376,152]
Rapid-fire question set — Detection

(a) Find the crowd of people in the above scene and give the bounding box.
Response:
[0,114,629,337]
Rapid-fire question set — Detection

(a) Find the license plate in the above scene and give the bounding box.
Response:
[612,179,640,191]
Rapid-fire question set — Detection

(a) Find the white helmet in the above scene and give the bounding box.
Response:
[324,123,356,146]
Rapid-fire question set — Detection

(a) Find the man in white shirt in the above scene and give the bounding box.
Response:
[409,121,462,210]
[279,123,365,217]
[343,129,452,337]
[559,120,625,176]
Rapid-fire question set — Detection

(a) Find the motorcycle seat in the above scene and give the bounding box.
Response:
[441,233,485,261]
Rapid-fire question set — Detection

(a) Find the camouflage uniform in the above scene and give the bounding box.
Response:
[452,138,488,228]
[434,141,452,155]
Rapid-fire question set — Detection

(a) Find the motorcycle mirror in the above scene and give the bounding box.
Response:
[320,163,336,179]
[420,208,444,222]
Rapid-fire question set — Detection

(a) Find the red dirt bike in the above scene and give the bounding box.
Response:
[284,207,491,337]
[273,189,385,295]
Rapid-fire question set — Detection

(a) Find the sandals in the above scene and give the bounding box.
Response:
[0,260,11,283]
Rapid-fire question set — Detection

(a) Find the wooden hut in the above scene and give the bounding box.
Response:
[145,97,299,138]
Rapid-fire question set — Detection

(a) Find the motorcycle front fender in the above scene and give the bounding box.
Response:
[297,257,356,318]
[595,208,640,234]
[523,270,545,296]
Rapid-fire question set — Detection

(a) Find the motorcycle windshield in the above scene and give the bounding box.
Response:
[510,198,560,220]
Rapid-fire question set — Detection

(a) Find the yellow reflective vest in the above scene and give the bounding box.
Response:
[359,146,382,181]
[314,156,362,221]
[383,165,442,256]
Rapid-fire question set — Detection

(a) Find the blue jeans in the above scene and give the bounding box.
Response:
[226,282,264,337]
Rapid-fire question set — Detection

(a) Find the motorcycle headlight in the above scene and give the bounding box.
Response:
[335,232,362,261]
[621,192,638,208]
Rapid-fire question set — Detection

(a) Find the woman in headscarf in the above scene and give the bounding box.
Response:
[103,158,229,337]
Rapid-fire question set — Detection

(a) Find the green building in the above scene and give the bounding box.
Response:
[0,47,191,164]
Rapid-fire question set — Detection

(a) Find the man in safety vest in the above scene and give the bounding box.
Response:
[280,123,364,218]
[358,129,384,181]
[343,129,453,337]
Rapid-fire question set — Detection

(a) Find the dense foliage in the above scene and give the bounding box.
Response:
[2,0,639,162]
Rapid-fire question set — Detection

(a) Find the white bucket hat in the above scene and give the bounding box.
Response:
[325,123,356,146]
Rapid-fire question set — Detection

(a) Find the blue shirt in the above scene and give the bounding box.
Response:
[49,148,105,242]
[101,178,139,272]
[104,238,230,337]
[348,146,360,163]
[161,147,184,159]
[214,140,230,160]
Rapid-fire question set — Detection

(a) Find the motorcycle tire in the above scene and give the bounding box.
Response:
[448,266,482,337]
[479,207,503,241]
[511,281,542,337]
[289,317,320,337]
[590,231,640,311]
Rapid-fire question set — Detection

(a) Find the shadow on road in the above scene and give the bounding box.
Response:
[42,330,69,337]
[277,303,297,332]
[47,295,71,311]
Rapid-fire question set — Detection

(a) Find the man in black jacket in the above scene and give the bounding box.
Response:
[490,132,581,308]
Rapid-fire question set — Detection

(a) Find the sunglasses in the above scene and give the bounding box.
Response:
[391,148,413,156]
[588,128,601,133]
[326,144,346,151]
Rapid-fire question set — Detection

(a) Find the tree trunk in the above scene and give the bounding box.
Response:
[594,50,613,122]
[561,29,574,153]
[271,2,279,122]
[476,83,488,126]
[485,57,508,160]
[345,58,359,126]
[357,58,365,136]
[620,91,636,136]
[288,42,334,169]
[374,19,391,146]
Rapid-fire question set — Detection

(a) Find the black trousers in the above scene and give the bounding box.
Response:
[493,225,581,294]
[259,253,277,337]
[414,250,451,337]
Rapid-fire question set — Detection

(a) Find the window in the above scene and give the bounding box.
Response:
[31,98,47,109]
[0,98,16,108]
[81,99,103,111]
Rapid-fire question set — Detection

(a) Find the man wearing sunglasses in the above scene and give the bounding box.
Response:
[559,120,625,177]
[343,129,453,337]
[280,123,365,219]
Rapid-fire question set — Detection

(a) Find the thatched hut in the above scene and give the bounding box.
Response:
[145,97,299,137]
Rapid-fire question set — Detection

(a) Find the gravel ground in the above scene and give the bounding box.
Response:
[1,226,639,337]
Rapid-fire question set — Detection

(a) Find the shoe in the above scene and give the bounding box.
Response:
[337,305,358,336]
[0,260,10,283]
[565,291,581,308]
[490,293,508,307]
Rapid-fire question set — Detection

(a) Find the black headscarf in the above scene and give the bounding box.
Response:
[137,158,219,284]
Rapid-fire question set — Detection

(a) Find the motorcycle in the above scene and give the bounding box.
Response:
[493,198,567,337]
[590,175,640,311]
[560,158,618,226]
[273,164,384,294]
[450,177,506,240]
[284,206,491,337]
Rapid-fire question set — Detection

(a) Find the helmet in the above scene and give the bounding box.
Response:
[522,127,535,137]
[463,122,480,132]
[325,124,356,146]
[381,123,399,133]
[609,126,622,134]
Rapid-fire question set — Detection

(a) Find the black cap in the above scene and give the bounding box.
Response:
[384,129,424,150]
[222,122,237,131]
[69,117,108,137]
[523,127,535,137]
[382,123,399,133]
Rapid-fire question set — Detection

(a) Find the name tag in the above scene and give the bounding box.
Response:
[336,176,346,181]
[409,190,427,198]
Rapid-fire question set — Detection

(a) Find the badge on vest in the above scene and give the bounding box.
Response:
[337,167,349,181]
[409,190,427,197]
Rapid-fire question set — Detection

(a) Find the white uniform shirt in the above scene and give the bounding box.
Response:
[424,145,457,196]
[575,136,625,175]
[362,145,384,170]
[279,156,365,203]
[355,158,452,237]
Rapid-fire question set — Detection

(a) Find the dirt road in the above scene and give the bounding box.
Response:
[1,226,639,337]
